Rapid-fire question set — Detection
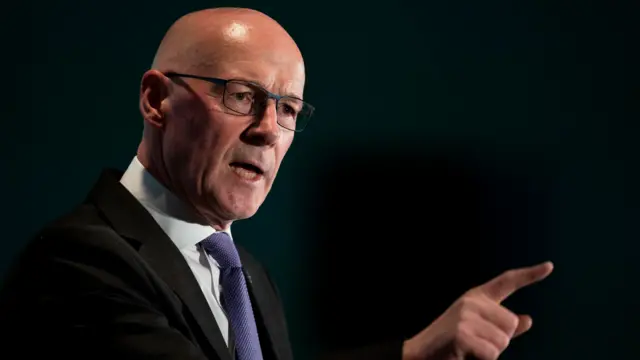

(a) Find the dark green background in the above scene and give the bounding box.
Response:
[1,0,637,358]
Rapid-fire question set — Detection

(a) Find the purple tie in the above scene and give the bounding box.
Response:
[200,232,264,360]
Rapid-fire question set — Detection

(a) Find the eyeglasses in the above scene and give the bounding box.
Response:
[165,72,315,132]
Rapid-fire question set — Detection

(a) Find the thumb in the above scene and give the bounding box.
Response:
[513,314,533,338]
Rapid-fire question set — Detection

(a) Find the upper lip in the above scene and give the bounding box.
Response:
[231,159,266,174]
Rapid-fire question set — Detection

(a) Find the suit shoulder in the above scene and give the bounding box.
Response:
[11,203,142,274]
[42,203,137,248]
[1,204,153,301]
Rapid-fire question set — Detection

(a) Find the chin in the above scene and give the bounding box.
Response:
[207,189,264,222]
[222,200,261,221]
[200,170,271,221]
[233,208,260,220]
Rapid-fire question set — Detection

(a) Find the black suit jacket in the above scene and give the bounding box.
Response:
[0,170,403,360]
[0,170,293,360]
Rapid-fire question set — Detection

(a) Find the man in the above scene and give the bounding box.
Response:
[0,7,553,360]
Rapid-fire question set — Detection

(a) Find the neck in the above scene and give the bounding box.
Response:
[137,142,175,198]
[136,142,233,231]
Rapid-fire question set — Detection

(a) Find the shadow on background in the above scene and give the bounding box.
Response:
[310,145,557,359]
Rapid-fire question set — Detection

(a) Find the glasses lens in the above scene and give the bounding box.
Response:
[224,80,315,132]
[224,81,264,114]
[276,99,314,132]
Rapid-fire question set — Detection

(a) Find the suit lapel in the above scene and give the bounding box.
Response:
[239,249,292,360]
[86,170,232,360]
[138,239,232,360]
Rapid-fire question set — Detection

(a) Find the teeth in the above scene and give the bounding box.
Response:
[231,166,260,180]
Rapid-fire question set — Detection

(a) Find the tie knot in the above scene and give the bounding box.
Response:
[200,232,241,268]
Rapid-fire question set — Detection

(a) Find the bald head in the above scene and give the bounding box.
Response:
[152,8,303,76]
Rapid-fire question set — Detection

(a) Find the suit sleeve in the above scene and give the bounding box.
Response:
[0,227,211,360]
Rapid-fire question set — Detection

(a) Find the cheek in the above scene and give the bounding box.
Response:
[165,101,222,170]
[176,101,211,139]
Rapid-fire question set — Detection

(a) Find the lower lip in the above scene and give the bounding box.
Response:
[230,165,264,183]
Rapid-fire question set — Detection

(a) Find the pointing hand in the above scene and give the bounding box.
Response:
[402,262,554,360]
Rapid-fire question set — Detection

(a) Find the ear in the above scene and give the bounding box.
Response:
[139,70,170,128]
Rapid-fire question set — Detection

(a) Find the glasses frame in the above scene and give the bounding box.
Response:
[165,72,314,132]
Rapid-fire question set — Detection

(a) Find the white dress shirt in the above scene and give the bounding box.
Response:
[119,157,231,344]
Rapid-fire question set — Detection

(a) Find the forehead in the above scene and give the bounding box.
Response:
[195,31,306,98]
[217,57,305,98]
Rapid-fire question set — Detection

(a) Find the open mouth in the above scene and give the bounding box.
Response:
[230,162,264,181]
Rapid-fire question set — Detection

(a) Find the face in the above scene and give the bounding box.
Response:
[143,35,306,228]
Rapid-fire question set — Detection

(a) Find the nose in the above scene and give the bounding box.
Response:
[243,99,280,147]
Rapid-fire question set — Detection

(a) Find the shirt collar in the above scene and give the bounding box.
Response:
[119,156,230,249]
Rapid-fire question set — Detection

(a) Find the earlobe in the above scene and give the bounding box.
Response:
[139,70,169,128]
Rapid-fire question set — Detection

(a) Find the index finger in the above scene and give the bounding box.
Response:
[478,261,554,302]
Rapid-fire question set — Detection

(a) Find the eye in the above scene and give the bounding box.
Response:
[231,92,253,102]
[282,104,297,115]
[279,99,301,116]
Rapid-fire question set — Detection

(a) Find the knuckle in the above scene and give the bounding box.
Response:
[454,322,473,343]
[476,341,500,360]
[495,333,511,350]
[456,298,478,320]
[459,309,473,322]
[487,346,501,360]
[502,269,516,280]
[506,313,519,332]
[463,288,480,299]
[458,295,477,310]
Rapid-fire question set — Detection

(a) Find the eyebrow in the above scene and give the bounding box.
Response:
[233,77,303,101]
